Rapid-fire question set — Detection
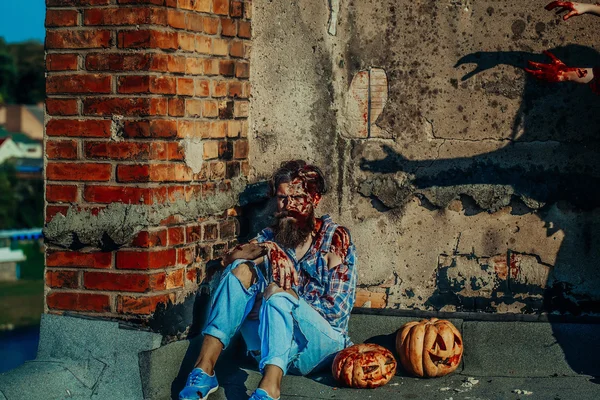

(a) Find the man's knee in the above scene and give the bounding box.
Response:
[231,262,257,289]
[264,282,298,301]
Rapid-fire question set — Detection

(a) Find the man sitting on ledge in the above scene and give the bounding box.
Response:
[179,160,358,400]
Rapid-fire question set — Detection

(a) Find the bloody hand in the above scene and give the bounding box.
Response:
[222,242,267,266]
[525,51,588,82]
[545,1,587,20]
[261,241,298,290]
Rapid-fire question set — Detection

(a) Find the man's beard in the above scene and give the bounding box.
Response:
[272,208,315,249]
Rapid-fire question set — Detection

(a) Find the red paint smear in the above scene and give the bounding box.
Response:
[330,227,350,260]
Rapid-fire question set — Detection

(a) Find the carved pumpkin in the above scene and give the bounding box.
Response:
[332,343,397,388]
[396,318,463,378]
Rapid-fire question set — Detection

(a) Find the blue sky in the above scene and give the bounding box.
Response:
[0,1,46,43]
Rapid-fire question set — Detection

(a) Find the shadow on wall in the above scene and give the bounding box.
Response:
[360,44,600,379]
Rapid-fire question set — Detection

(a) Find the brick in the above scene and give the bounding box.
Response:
[241,160,249,176]
[227,120,241,138]
[117,0,165,4]
[150,76,176,94]
[186,13,204,32]
[85,141,149,160]
[219,60,235,76]
[117,75,150,93]
[203,100,218,118]
[209,121,227,138]
[83,97,153,116]
[195,79,210,97]
[84,185,150,204]
[229,40,243,58]
[235,61,249,78]
[46,205,70,222]
[47,119,111,138]
[150,119,178,137]
[221,18,236,36]
[185,225,202,242]
[47,251,112,268]
[203,59,219,75]
[168,98,185,117]
[150,141,184,161]
[47,162,112,182]
[203,223,219,241]
[230,1,243,17]
[218,100,233,119]
[225,161,240,178]
[167,55,186,73]
[47,185,78,203]
[46,99,79,116]
[118,30,178,50]
[46,30,111,49]
[354,290,387,309]
[203,141,218,160]
[45,10,78,27]
[176,78,194,96]
[183,57,201,76]
[212,80,228,97]
[228,81,242,98]
[203,16,219,34]
[46,270,79,289]
[238,20,251,38]
[150,98,168,116]
[166,269,184,289]
[116,249,177,270]
[166,9,186,29]
[233,139,248,159]
[47,74,112,94]
[220,219,238,239]
[219,140,233,159]
[123,121,150,138]
[132,229,167,248]
[185,99,203,117]
[47,140,78,160]
[196,36,212,54]
[194,0,211,12]
[117,164,150,182]
[46,54,79,71]
[84,7,167,25]
[233,100,248,117]
[168,227,185,246]
[84,271,166,292]
[47,292,111,312]
[185,266,200,284]
[212,38,228,56]
[213,0,229,15]
[86,53,153,71]
[117,293,173,314]
[149,163,193,181]
[48,0,110,5]
[209,161,226,179]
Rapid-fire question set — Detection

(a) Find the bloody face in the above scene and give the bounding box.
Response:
[272,179,319,248]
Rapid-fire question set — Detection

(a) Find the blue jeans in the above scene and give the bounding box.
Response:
[202,259,346,375]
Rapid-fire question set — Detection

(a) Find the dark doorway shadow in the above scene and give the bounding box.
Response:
[360,45,600,380]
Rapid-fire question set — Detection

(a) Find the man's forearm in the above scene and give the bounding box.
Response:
[585,2,600,16]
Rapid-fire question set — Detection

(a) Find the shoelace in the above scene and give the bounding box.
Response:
[190,373,206,386]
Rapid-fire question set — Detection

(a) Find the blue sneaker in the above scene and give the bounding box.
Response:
[179,368,219,400]
[249,388,279,400]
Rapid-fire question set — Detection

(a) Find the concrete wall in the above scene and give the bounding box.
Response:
[249,0,600,314]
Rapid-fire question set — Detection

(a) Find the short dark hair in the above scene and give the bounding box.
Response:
[269,160,327,198]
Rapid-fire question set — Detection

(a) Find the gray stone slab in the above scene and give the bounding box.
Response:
[462,321,600,378]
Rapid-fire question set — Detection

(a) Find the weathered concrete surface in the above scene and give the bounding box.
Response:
[249,0,600,314]
[0,314,162,400]
[43,176,247,250]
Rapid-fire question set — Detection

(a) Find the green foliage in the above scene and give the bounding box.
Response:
[16,241,45,280]
[0,164,43,230]
[0,38,44,105]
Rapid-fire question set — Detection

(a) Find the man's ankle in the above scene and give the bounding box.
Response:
[257,385,280,399]
[194,360,215,376]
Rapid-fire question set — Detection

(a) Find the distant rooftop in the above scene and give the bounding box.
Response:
[0,126,39,144]
[0,229,43,240]
[0,247,26,263]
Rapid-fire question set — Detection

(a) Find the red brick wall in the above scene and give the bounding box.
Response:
[45,0,251,323]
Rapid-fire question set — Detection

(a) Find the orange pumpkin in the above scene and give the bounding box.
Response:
[396,318,463,378]
[332,343,397,388]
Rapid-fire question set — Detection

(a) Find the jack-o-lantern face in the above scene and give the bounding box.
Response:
[332,343,397,388]
[396,318,463,378]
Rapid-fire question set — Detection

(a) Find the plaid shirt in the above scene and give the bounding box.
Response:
[255,215,357,339]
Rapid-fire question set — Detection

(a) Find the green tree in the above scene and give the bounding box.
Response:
[0,51,17,104]
[0,165,17,229]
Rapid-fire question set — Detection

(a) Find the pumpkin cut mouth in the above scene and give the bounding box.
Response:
[429,335,462,366]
